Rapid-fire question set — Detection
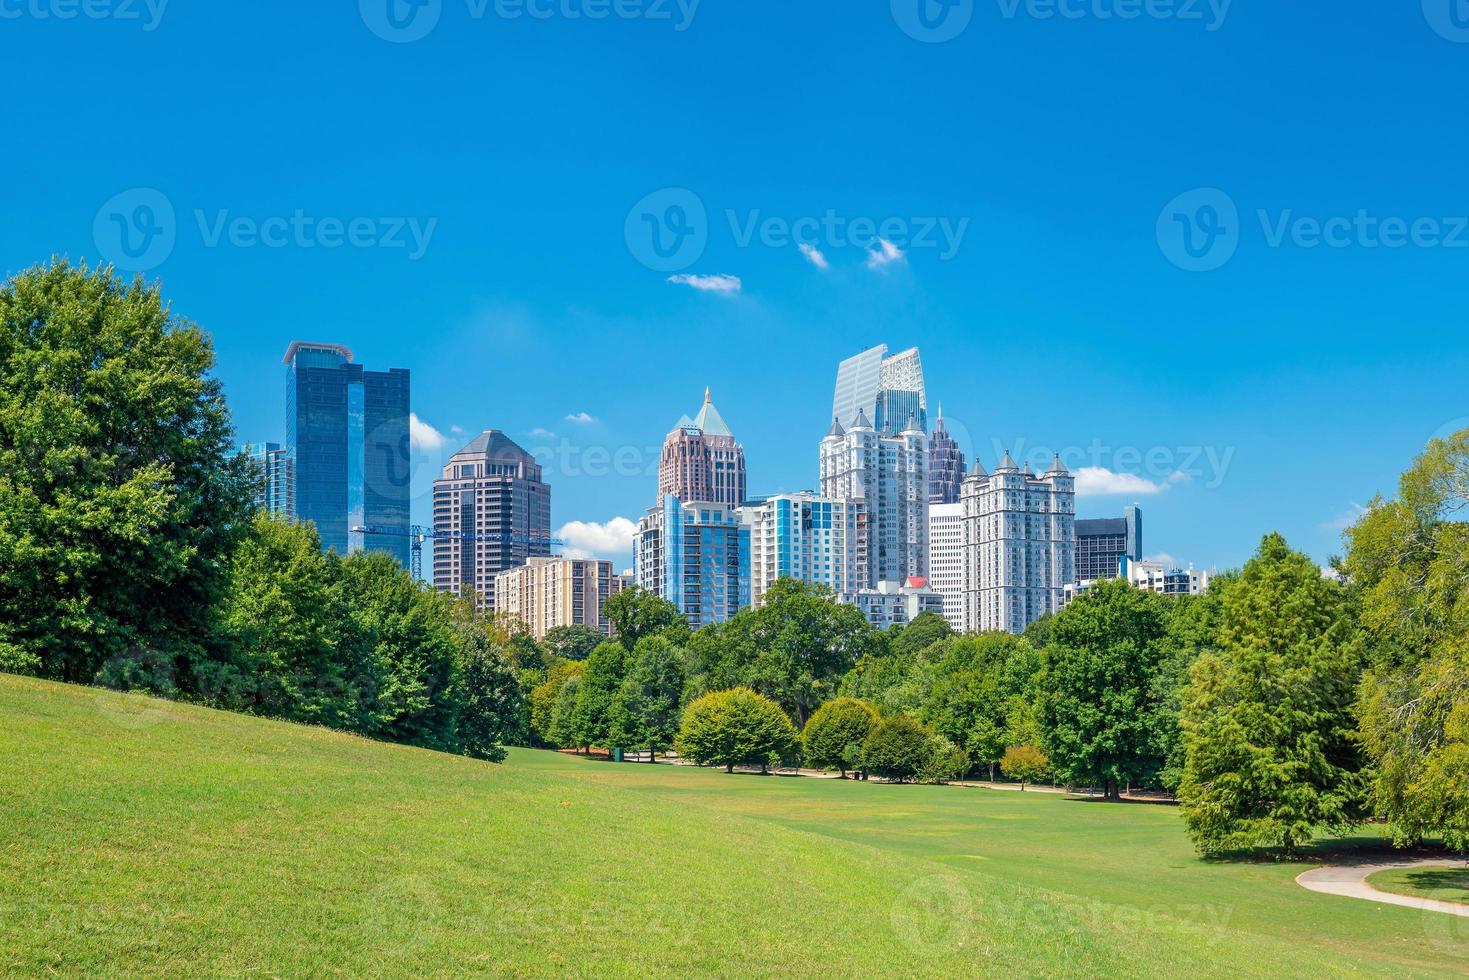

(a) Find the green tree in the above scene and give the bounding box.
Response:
[1346,429,1469,851]
[684,579,880,726]
[568,641,627,751]
[213,513,364,727]
[888,610,952,657]
[339,552,461,752]
[1001,744,1049,790]
[605,586,690,650]
[1179,533,1366,856]
[529,660,584,746]
[922,633,1041,782]
[0,261,252,685]
[453,623,525,762]
[544,624,606,662]
[802,697,877,777]
[861,714,937,784]
[610,636,686,760]
[549,675,583,749]
[676,687,797,773]
[1038,578,1172,799]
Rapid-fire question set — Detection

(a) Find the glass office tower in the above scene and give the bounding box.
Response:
[284,341,410,565]
[832,344,928,435]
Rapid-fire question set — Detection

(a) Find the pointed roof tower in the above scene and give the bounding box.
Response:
[967,457,988,479]
[1046,453,1069,476]
[826,416,846,439]
[851,408,874,431]
[996,449,1019,472]
[693,387,732,437]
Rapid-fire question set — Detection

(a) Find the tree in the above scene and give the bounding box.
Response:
[861,715,937,784]
[568,641,627,751]
[605,586,689,650]
[1346,428,1469,851]
[529,660,584,746]
[544,624,606,662]
[549,675,583,750]
[802,697,878,777]
[212,513,365,728]
[1038,578,1172,799]
[610,636,686,761]
[0,261,252,686]
[888,610,952,657]
[1001,745,1049,791]
[454,623,525,762]
[676,687,797,773]
[1178,533,1366,856]
[921,633,1041,782]
[683,579,880,726]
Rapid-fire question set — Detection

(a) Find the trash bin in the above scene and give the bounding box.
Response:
[613,747,623,763]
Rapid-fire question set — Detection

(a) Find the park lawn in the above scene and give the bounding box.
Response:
[1,674,1463,978]
[1367,866,1469,906]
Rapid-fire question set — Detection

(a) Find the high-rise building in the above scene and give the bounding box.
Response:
[927,407,966,505]
[819,411,928,587]
[432,429,552,610]
[634,494,749,628]
[927,501,964,630]
[961,451,1075,634]
[843,577,946,630]
[239,441,295,518]
[1124,557,1210,597]
[832,345,928,434]
[740,493,869,606]
[658,388,746,509]
[1075,506,1143,582]
[284,341,410,563]
[493,556,628,640]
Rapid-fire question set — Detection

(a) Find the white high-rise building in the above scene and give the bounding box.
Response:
[927,501,964,630]
[740,493,869,606]
[493,556,627,640]
[820,410,928,587]
[961,451,1075,634]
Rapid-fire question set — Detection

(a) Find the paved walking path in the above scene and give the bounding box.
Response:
[1296,859,1469,918]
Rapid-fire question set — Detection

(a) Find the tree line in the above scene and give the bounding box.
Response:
[2,261,1465,858]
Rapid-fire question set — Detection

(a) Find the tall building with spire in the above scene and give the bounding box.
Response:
[819,409,929,586]
[657,388,746,508]
[432,429,552,610]
[927,406,966,504]
[832,345,928,435]
[961,451,1075,634]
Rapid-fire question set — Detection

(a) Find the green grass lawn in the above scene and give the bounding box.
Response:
[1368,866,1469,906]
[3,674,1467,977]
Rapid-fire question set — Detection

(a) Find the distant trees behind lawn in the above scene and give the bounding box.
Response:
[2,260,1466,859]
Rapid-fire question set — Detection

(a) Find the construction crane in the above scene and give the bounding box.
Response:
[351,524,563,582]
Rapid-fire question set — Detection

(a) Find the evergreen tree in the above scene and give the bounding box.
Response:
[1179,533,1366,855]
[610,636,686,760]
[454,623,526,762]
[567,641,627,751]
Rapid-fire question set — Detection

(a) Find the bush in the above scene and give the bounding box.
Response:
[862,715,937,783]
[803,697,878,777]
[676,687,798,773]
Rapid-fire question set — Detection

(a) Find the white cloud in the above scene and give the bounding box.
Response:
[1322,502,1368,531]
[409,413,447,453]
[528,427,557,439]
[557,517,638,560]
[798,243,829,270]
[1074,467,1176,497]
[667,273,742,294]
[865,238,906,270]
[564,412,597,425]
[1145,552,1178,568]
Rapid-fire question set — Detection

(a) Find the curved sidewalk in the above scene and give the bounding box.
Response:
[1297,859,1469,918]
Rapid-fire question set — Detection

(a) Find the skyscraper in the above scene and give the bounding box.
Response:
[658,388,746,508]
[927,407,966,504]
[927,501,964,630]
[239,441,295,518]
[961,451,1075,634]
[1075,506,1143,582]
[740,492,869,606]
[634,494,749,628]
[819,410,929,586]
[493,556,627,639]
[432,429,551,610]
[832,344,928,434]
[284,341,409,563]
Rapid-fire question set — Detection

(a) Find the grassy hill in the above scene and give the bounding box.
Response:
[2,674,1463,977]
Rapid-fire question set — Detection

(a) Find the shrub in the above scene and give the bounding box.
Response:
[676,687,798,773]
[862,715,937,783]
[803,697,878,777]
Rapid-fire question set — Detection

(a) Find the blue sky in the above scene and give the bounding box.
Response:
[5,1,1468,571]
